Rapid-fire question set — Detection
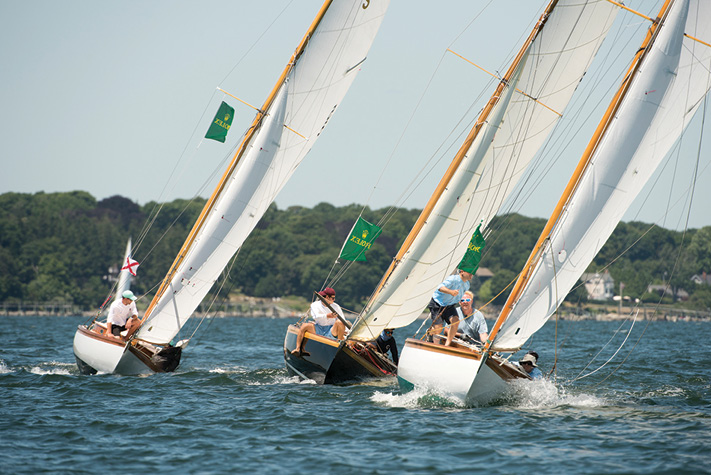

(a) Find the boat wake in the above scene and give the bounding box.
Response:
[503,378,606,409]
[370,387,466,409]
[370,378,607,410]
[27,361,75,376]
[0,360,11,374]
[205,365,308,385]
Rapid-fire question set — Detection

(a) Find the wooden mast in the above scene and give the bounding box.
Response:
[484,0,676,351]
[141,0,335,323]
[364,0,561,307]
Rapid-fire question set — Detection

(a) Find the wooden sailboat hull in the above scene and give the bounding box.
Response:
[283,324,394,384]
[73,325,181,375]
[397,338,528,405]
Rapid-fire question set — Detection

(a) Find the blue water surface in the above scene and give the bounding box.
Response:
[0,316,709,474]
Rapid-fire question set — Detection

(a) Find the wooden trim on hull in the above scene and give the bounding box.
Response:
[283,325,395,384]
[403,338,484,361]
[76,324,126,348]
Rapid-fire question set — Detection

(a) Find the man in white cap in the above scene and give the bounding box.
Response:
[518,351,543,379]
[106,290,140,340]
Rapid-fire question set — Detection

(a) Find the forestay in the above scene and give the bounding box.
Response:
[493,0,711,351]
[349,0,618,341]
[136,0,390,344]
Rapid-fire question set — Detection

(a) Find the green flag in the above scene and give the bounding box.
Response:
[339,217,382,262]
[205,101,234,143]
[457,224,486,274]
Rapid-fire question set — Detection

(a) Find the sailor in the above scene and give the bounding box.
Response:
[291,287,346,356]
[454,290,488,345]
[517,351,543,379]
[106,290,141,340]
[370,328,399,364]
[427,269,473,346]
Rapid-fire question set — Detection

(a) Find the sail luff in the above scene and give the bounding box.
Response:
[141,0,335,323]
[363,1,560,310]
[485,0,676,351]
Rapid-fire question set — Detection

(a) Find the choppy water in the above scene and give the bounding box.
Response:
[1,316,709,474]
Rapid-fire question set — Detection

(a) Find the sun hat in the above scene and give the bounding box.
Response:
[519,353,537,367]
[122,290,137,301]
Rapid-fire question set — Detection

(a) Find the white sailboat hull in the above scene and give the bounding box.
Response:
[397,339,523,405]
[73,325,180,375]
[73,327,142,374]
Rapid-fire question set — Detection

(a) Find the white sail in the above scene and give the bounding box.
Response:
[114,237,132,301]
[136,0,389,344]
[349,0,618,341]
[492,0,711,350]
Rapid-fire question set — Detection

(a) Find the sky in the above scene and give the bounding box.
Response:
[2,0,709,230]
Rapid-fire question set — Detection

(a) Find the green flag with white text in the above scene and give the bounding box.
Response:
[205,101,234,143]
[339,217,382,262]
[457,224,486,274]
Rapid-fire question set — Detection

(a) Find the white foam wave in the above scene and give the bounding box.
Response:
[371,387,465,409]
[506,378,606,409]
[0,360,12,374]
[29,362,73,375]
[209,366,247,374]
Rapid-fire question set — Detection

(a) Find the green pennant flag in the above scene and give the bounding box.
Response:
[339,217,382,262]
[457,224,486,274]
[205,101,234,143]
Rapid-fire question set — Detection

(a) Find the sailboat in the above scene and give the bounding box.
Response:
[73,0,390,375]
[284,0,620,384]
[397,0,711,405]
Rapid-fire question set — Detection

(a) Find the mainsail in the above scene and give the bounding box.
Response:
[348,0,618,341]
[490,0,711,351]
[136,0,390,344]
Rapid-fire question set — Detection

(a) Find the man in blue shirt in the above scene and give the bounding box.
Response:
[455,291,488,345]
[517,352,543,379]
[427,269,473,346]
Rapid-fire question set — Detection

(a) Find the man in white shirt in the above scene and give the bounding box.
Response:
[106,290,140,340]
[291,287,347,356]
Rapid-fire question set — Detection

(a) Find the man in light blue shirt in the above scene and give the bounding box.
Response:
[455,291,488,345]
[427,269,473,346]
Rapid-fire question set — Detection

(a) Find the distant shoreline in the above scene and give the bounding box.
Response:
[2,307,710,322]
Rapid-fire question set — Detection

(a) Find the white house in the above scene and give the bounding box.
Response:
[581,271,615,301]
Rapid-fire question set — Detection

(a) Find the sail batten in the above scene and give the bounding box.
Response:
[348,0,619,341]
[491,0,711,351]
[136,0,390,344]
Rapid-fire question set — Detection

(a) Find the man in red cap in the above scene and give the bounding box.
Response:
[291,287,346,356]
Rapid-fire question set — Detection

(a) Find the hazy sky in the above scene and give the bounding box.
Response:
[2,0,708,230]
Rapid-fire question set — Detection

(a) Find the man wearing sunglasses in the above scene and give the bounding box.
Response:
[454,290,488,346]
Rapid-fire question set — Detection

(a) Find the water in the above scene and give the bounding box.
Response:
[1,316,709,474]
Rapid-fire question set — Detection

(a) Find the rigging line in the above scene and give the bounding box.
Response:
[571,313,632,380]
[571,309,639,382]
[218,0,296,86]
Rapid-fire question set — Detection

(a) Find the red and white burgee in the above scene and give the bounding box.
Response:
[122,257,140,276]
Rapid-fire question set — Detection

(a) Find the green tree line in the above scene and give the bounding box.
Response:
[1,191,710,312]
